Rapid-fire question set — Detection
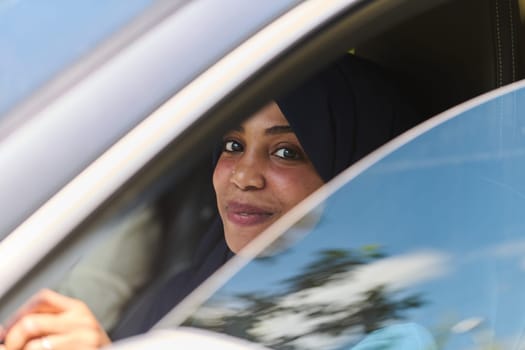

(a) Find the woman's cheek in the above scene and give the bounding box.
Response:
[269,165,323,204]
[213,157,233,193]
[213,155,236,195]
[269,166,310,191]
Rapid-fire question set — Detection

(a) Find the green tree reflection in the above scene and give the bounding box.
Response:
[187,247,425,349]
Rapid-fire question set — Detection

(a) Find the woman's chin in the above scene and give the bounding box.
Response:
[224,225,269,253]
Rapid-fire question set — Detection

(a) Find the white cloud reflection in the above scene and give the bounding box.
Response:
[249,250,451,348]
[279,250,451,309]
[487,239,525,258]
[467,238,525,271]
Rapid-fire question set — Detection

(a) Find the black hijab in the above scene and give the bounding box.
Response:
[111,54,418,339]
[277,53,418,182]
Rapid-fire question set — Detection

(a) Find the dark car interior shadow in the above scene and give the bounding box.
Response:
[358,0,523,120]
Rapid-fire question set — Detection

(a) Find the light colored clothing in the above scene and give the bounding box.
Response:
[351,323,437,350]
[57,205,162,330]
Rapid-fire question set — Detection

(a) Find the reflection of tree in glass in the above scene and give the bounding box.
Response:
[285,247,384,290]
[186,247,425,349]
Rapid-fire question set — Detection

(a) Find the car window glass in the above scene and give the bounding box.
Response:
[52,155,217,332]
[172,85,525,350]
[0,0,159,118]
[25,48,425,342]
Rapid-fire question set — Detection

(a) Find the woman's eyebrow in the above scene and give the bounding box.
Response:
[265,125,293,135]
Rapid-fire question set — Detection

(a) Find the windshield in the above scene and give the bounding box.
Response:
[165,83,525,349]
[0,0,160,119]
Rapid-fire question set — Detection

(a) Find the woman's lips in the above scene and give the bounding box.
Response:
[225,201,275,226]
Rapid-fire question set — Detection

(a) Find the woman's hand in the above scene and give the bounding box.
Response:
[0,289,111,350]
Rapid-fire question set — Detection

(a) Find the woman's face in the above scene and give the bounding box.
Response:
[213,102,324,253]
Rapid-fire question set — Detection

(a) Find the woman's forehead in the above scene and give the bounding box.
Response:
[239,102,292,133]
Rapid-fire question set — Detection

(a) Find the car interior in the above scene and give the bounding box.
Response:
[1,0,525,343]
[358,0,523,119]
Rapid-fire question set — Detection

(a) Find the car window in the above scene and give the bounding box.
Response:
[0,0,354,332]
[158,83,525,350]
[0,0,161,119]
[0,44,420,341]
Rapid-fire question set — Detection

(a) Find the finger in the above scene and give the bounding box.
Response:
[4,313,61,350]
[24,329,109,350]
[13,290,79,318]
[24,337,53,350]
[5,311,109,350]
[2,312,99,350]
[5,290,86,329]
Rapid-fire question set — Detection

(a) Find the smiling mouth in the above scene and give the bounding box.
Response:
[226,202,275,226]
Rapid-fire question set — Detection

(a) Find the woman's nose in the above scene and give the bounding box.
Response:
[230,155,265,190]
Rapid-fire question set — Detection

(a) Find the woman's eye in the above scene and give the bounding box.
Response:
[274,147,301,160]
[224,140,243,153]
